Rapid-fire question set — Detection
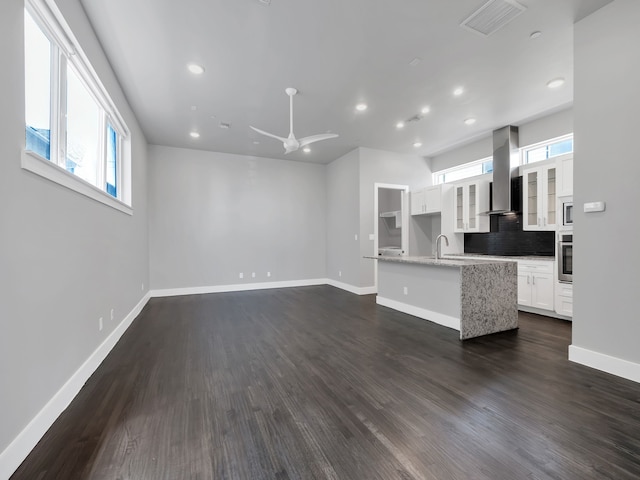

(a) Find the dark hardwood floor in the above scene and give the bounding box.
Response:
[12,286,640,479]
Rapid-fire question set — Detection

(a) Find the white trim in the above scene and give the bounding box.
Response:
[376,296,460,331]
[0,292,150,480]
[569,345,640,384]
[151,279,328,298]
[21,151,133,215]
[326,279,376,296]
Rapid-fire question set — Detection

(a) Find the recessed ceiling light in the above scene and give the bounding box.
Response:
[464,118,476,125]
[413,142,422,148]
[421,106,431,114]
[303,147,311,153]
[187,63,205,75]
[355,103,368,112]
[396,122,405,129]
[547,77,565,89]
[530,31,542,39]
[189,131,200,138]
[453,87,464,96]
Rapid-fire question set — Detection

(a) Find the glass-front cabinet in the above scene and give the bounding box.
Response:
[522,162,556,231]
[453,177,489,233]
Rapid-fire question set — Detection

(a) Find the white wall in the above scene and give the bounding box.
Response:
[326,149,361,287]
[0,0,149,473]
[148,146,326,290]
[571,0,640,379]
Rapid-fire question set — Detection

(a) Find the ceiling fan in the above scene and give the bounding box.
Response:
[250,88,338,154]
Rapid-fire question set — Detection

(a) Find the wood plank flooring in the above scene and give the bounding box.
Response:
[11,286,640,479]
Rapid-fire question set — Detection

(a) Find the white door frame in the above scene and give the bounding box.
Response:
[374,183,409,290]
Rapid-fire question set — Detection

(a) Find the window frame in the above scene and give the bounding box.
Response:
[520,134,574,166]
[22,0,132,215]
[433,156,493,185]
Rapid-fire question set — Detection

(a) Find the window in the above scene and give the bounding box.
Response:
[522,134,573,165]
[433,133,574,185]
[433,157,493,185]
[23,0,130,212]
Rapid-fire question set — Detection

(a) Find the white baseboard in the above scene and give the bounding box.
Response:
[325,279,376,296]
[150,278,328,298]
[0,292,151,480]
[569,345,640,384]
[376,296,460,331]
[151,279,377,298]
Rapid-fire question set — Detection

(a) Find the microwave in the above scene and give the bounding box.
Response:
[562,200,574,227]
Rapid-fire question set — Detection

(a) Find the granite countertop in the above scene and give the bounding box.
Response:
[444,253,555,262]
[364,255,513,268]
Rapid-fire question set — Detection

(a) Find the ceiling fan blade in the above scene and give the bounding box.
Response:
[250,126,287,143]
[299,133,339,147]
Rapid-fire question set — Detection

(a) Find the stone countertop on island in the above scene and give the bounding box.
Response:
[364,255,516,268]
[444,253,555,262]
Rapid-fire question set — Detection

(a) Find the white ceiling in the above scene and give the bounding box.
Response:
[80,0,611,164]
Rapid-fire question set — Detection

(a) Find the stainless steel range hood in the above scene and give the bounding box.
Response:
[486,126,519,214]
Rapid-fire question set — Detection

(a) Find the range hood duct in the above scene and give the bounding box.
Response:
[486,125,519,214]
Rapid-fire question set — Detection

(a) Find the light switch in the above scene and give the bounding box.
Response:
[584,201,606,213]
[369,233,375,241]
[354,234,358,241]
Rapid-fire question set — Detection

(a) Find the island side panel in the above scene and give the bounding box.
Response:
[459,262,518,340]
[376,261,461,332]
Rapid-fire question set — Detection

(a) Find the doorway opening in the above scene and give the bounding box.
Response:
[373,183,409,290]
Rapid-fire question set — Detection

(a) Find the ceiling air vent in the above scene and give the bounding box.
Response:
[460,0,526,36]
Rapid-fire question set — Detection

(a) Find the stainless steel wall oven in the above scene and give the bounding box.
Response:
[558,233,573,283]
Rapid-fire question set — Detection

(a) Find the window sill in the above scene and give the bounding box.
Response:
[21,150,133,215]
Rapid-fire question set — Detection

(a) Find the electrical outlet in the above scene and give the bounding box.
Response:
[403,287,408,295]
[239,272,244,279]
[110,309,114,321]
[267,272,271,277]
[339,271,342,277]
[251,272,256,278]
[99,317,103,331]
[354,234,358,241]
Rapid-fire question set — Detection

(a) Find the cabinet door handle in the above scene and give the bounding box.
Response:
[543,217,547,226]
[538,218,541,226]
[527,275,530,285]
[532,276,536,285]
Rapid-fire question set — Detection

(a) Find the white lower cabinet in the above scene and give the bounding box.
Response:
[517,260,555,311]
[555,282,573,317]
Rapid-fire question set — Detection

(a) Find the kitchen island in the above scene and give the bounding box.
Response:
[368,255,518,340]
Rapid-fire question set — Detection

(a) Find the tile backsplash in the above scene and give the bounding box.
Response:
[464,213,555,256]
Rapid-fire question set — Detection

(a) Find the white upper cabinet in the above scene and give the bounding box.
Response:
[410,189,425,216]
[522,162,557,231]
[411,185,442,216]
[556,154,574,197]
[452,178,489,233]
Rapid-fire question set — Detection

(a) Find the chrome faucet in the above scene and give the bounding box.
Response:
[435,234,449,260]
